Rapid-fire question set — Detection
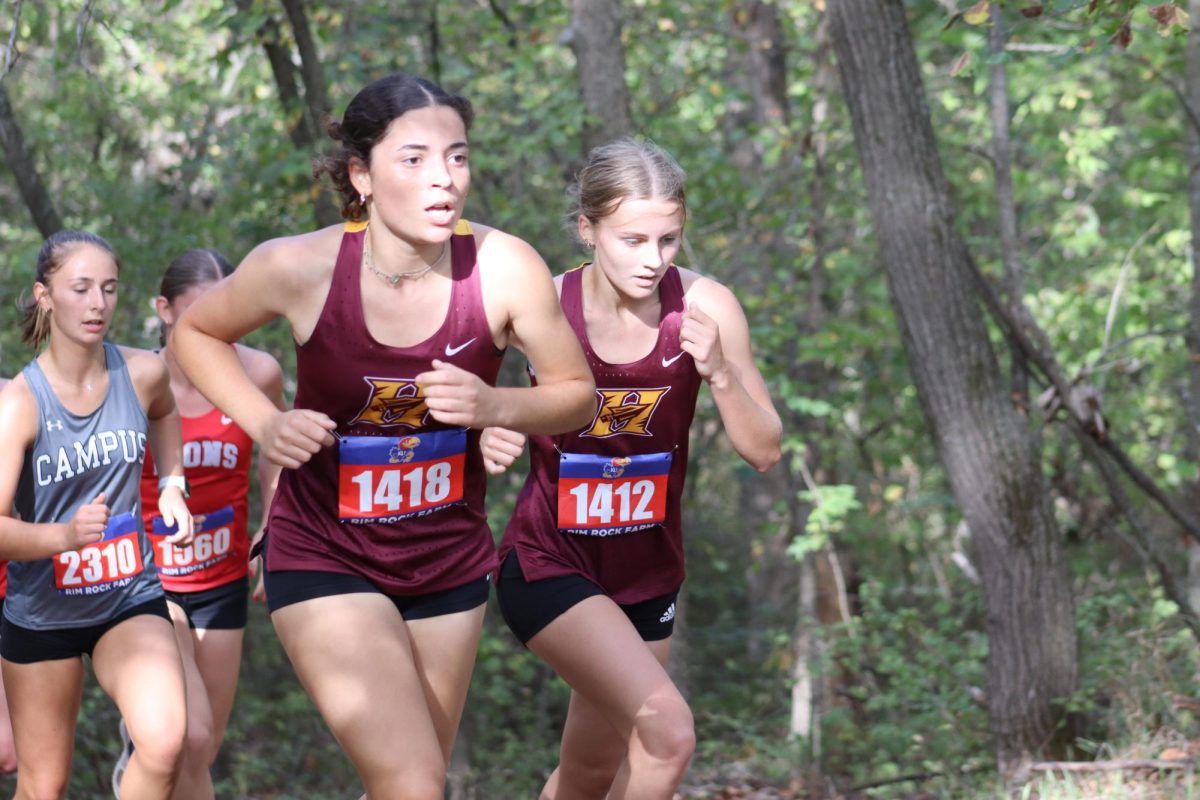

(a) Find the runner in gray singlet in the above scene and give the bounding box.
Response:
[0,230,194,799]
[9,341,162,628]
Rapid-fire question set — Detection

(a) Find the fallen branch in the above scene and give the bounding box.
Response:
[847,765,989,792]
[1032,759,1194,773]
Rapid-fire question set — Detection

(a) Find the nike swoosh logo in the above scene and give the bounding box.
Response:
[221,415,233,426]
[445,338,478,357]
[662,352,684,368]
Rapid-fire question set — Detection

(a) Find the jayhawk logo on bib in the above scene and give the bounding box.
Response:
[581,388,671,439]
[603,457,632,479]
[388,436,422,464]
[349,378,429,429]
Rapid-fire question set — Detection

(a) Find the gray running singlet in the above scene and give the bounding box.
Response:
[7,342,162,630]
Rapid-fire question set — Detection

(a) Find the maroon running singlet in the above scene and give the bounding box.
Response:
[500,265,702,604]
[266,220,503,594]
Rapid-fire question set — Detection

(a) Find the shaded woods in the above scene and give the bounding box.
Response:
[3,1,1200,797]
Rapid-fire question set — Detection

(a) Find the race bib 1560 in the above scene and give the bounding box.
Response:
[54,511,145,595]
[338,430,467,523]
[557,452,672,536]
[151,505,235,577]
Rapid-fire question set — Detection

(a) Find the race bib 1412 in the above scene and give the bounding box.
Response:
[557,451,672,535]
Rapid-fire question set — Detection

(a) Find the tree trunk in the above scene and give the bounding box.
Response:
[255,13,310,151]
[280,0,330,145]
[566,0,633,154]
[827,0,1076,780]
[741,0,789,127]
[427,1,442,85]
[0,79,63,237]
[988,2,1030,405]
[725,0,789,172]
[784,14,842,770]
[790,548,818,744]
[1184,0,1200,609]
[278,0,339,228]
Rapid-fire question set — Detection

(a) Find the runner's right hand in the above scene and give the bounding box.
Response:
[61,492,109,551]
[261,409,337,469]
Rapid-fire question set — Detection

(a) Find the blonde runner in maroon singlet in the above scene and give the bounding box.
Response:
[500,265,701,604]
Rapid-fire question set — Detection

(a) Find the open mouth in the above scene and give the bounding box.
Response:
[426,202,456,225]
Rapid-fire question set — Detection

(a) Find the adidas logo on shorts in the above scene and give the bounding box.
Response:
[659,602,675,624]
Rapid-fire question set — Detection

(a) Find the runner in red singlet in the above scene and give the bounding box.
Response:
[120,249,284,798]
[484,140,782,799]
[171,73,595,798]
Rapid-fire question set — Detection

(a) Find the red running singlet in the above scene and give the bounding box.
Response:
[500,265,703,604]
[265,220,503,594]
[141,408,253,592]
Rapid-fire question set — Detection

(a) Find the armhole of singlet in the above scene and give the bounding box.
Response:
[661,267,685,316]
[559,269,591,354]
[107,343,150,428]
[21,361,46,458]
[301,221,367,348]
[450,219,476,283]
[561,268,582,315]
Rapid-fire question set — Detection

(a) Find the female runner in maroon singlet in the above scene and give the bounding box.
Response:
[171,73,595,798]
[483,140,782,800]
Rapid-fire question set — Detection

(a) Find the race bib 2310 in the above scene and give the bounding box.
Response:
[54,511,145,595]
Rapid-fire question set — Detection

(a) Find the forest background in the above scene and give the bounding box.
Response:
[3,0,1200,797]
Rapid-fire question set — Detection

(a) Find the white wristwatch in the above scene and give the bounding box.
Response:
[158,475,191,499]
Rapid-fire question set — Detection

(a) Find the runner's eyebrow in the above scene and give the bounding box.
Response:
[394,142,469,152]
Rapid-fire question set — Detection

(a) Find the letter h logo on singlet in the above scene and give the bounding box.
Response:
[581,389,670,439]
[45,418,64,433]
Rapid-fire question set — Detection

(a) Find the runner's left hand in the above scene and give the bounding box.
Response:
[679,303,727,383]
[158,487,194,546]
[481,427,526,475]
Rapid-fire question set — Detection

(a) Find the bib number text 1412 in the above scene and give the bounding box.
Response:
[557,452,672,535]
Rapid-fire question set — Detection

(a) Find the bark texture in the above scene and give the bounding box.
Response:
[567,0,634,154]
[827,0,1076,779]
[988,2,1030,403]
[0,79,62,237]
[741,0,789,126]
[1184,0,1200,610]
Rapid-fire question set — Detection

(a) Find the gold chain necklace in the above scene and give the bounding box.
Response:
[363,235,449,286]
